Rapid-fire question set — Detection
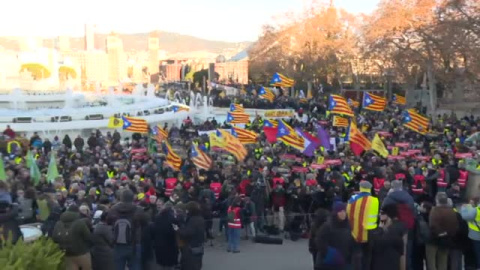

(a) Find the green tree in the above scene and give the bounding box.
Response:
[193,69,219,86]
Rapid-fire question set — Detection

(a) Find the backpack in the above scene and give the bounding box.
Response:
[113,216,134,245]
[53,222,75,254]
[18,198,34,221]
[397,204,415,230]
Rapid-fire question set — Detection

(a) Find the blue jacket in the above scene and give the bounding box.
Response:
[382,190,415,213]
[460,204,480,241]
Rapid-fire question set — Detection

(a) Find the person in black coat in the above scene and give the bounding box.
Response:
[91,211,114,270]
[309,208,330,269]
[152,206,179,269]
[43,138,52,154]
[0,201,22,245]
[371,204,407,270]
[175,201,205,270]
[315,202,354,270]
[62,134,72,149]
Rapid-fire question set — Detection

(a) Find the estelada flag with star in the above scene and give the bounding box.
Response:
[328,95,354,117]
[362,92,386,112]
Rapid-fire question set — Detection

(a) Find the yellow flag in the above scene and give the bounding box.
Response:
[108,117,123,128]
[392,147,399,156]
[372,133,389,158]
[317,156,324,164]
[209,132,227,148]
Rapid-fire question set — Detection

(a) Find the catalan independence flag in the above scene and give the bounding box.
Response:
[172,105,190,113]
[218,129,247,161]
[162,141,182,171]
[227,112,249,124]
[270,72,295,87]
[259,87,275,102]
[347,193,379,243]
[190,144,212,171]
[328,95,354,117]
[392,94,406,105]
[122,116,149,133]
[332,116,349,127]
[230,103,245,113]
[276,120,304,151]
[232,127,258,144]
[362,92,386,112]
[347,121,371,156]
[151,125,168,143]
[264,119,278,128]
[348,98,360,108]
[403,109,429,134]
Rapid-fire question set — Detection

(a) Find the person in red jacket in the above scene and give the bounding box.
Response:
[164,177,177,197]
[210,181,221,200]
[272,184,286,232]
[227,198,242,253]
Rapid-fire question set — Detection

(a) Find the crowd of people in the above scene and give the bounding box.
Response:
[0,93,480,270]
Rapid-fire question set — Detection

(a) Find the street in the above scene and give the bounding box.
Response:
[203,236,312,270]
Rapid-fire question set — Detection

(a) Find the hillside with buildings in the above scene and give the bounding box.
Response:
[0,32,251,56]
[0,28,251,90]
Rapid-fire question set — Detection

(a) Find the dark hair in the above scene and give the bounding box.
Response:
[121,189,134,203]
[0,181,8,191]
[67,205,79,212]
[100,210,109,222]
[311,208,329,234]
[421,201,433,213]
[24,188,36,200]
[99,195,110,205]
[185,201,201,216]
[382,203,398,219]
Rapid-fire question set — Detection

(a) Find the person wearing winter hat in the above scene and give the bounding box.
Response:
[314,201,353,270]
[347,180,379,270]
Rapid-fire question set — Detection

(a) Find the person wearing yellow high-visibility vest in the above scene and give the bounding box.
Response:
[342,171,353,188]
[461,202,480,267]
[347,181,379,270]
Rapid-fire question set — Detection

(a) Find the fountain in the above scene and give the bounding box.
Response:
[133,84,144,96]
[147,84,155,97]
[10,88,26,111]
[107,87,117,107]
[64,88,74,109]
[189,91,195,108]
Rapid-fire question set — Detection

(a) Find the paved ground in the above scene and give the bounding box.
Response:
[203,235,312,270]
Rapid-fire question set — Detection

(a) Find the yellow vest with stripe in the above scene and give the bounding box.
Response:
[347,193,379,243]
[467,207,480,232]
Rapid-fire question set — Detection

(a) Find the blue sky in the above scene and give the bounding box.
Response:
[1,0,380,42]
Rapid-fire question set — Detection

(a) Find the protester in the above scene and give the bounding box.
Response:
[176,201,205,270]
[91,211,114,270]
[227,197,243,253]
[108,189,148,270]
[52,205,93,270]
[461,198,480,269]
[0,198,22,245]
[371,204,407,270]
[315,202,354,270]
[309,208,330,268]
[0,91,479,270]
[152,205,179,270]
[427,192,459,270]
